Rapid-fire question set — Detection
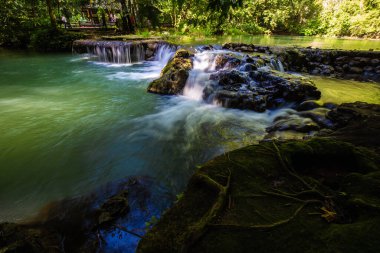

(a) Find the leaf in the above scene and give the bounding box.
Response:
[320,206,337,223]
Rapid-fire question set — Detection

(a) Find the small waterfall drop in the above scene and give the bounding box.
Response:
[270,58,285,72]
[88,41,146,64]
[154,44,177,67]
[183,51,221,100]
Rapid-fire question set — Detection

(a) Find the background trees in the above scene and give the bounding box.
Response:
[0,0,379,49]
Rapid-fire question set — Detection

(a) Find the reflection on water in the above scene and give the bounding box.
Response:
[312,76,380,105]
[171,35,380,51]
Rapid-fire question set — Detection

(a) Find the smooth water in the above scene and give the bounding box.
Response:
[172,35,380,50]
[0,47,379,251]
[0,50,274,222]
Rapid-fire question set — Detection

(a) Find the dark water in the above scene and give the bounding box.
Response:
[0,46,379,251]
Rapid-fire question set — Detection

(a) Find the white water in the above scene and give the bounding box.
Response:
[183,49,285,102]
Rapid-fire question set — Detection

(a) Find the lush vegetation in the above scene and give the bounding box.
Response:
[0,0,379,49]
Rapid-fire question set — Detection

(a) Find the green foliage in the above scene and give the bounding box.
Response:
[30,28,86,52]
[1,0,379,50]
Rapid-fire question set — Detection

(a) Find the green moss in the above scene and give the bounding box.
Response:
[138,138,380,253]
[147,48,194,95]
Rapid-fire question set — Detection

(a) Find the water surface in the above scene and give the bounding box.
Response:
[171,35,380,50]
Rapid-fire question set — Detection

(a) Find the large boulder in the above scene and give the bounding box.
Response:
[147,49,194,95]
[206,68,321,112]
[137,138,380,253]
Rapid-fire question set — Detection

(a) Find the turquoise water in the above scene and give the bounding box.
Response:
[0,50,275,222]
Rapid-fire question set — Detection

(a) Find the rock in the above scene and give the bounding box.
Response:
[97,190,130,227]
[210,69,249,86]
[145,48,154,59]
[147,49,194,95]
[324,102,380,152]
[299,108,334,129]
[266,114,320,133]
[137,138,380,253]
[207,66,321,112]
[213,54,241,70]
[323,102,338,109]
[349,66,363,74]
[296,100,320,111]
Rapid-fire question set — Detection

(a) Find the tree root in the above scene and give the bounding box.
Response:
[208,200,320,230]
[348,198,380,211]
[272,141,314,190]
[180,168,232,253]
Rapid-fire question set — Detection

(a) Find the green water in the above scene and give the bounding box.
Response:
[312,76,380,105]
[0,47,379,225]
[0,50,271,221]
[172,35,380,50]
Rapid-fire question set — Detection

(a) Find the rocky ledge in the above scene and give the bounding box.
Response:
[206,67,320,112]
[137,102,380,253]
[148,49,321,113]
[223,43,380,82]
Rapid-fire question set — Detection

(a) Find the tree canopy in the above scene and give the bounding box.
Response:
[1,0,379,48]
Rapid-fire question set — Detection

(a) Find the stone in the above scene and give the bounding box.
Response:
[137,137,380,253]
[296,100,321,111]
[147,49,194,95]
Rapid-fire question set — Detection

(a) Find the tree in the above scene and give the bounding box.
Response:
[46,0,57,28]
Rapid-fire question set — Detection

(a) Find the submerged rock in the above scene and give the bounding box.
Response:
[0,177,154,253]
[147,49,194,95]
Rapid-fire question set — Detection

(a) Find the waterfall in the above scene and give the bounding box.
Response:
[270,58,285,72]
[87,41,146,64]
[183,51,220,100]
[154,44,177,67]
[73,40,177,65]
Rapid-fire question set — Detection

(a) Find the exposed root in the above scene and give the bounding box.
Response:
[348,198,380,211]
[180,168,232,253]
[209,203,306,230]
[208,200,320,230]
[270,188,326,201]
[272,141,313,190]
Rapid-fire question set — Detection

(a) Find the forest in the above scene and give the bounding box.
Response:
[1,0,380,49]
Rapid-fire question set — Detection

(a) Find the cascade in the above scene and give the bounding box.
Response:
[183,50,222,100]
[89,41,145,63]
[270,58,285,72]
[183,50,286,102]
[154,43,177,67]
[72,40,176,64]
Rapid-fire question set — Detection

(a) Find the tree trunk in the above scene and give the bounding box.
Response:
[46,0,56,28]
[119,0,135,33]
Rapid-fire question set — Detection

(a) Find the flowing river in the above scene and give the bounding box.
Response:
[0,42,379,251]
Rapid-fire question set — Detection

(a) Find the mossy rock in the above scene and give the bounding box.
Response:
[147,49,194,95]
[137,138,380,253]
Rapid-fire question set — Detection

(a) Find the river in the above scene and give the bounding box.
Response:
[0,38,379,251]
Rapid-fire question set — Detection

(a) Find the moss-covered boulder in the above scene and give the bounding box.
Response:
[147,49,194,95]
[137,138,380,253]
